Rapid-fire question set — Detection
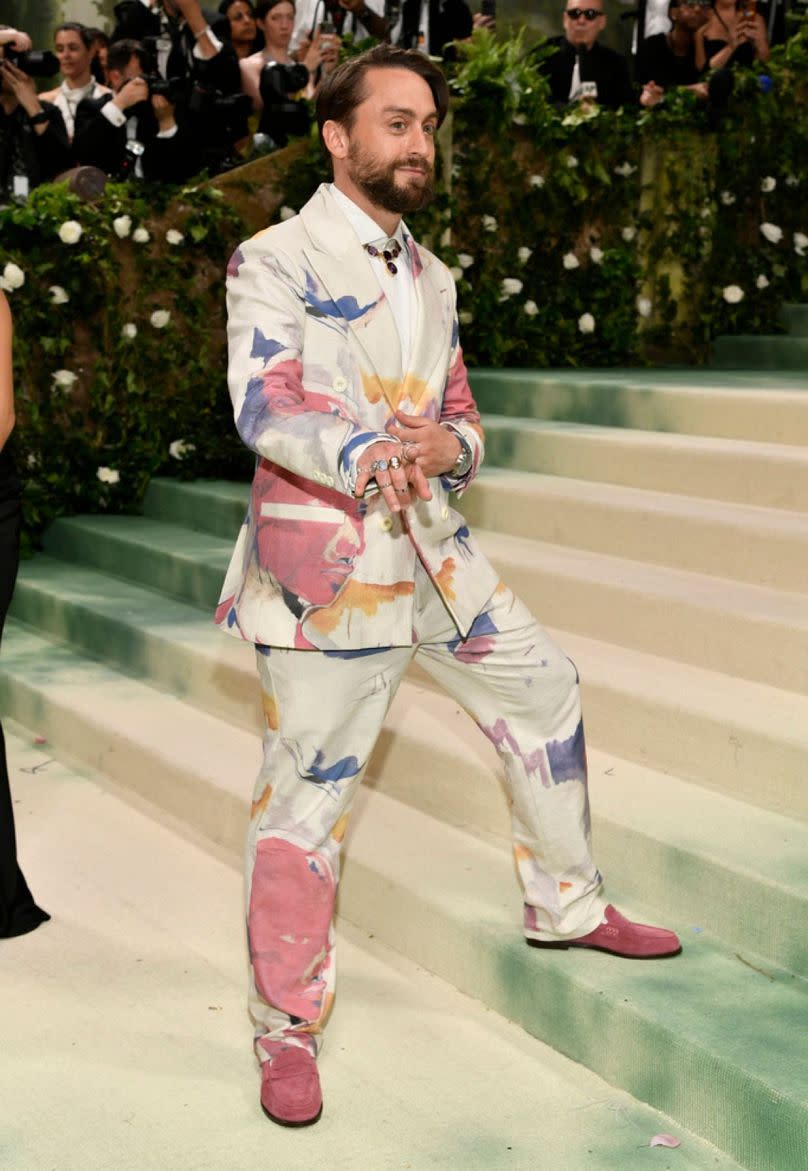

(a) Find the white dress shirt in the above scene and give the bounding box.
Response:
[329,183,417,373]
[290,0,387,51]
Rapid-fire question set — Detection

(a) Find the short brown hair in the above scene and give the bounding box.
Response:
[315,44,450,150]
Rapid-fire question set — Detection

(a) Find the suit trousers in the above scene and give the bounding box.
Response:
[246,561,606,1062]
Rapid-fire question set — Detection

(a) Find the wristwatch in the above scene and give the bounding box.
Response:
[451,432,473,477]
[28,110,50,126]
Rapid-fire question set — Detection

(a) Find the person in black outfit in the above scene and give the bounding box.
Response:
[110,0,241,95]
[0,290,50,939]
[539,0,635,110]
[0,38,71,204]
[638,0,710,89]
[73,39,202,183]
[398,0,473,55]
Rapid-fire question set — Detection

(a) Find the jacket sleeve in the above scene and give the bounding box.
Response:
[227,235,391,495]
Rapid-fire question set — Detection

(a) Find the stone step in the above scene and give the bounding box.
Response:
[36,510,808,696]
[8,728,735,1171]
[0,656,801,1171]
[481,418,808,511]
[469,368,808,446]
[783,302,808,336]
[145,474,808,595]
[711,335,808,370]
[7,566,808,964]
[463,469,808,594]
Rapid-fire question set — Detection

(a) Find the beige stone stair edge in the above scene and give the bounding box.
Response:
[482,418,808,511]
[463,469,808,593]
[475,529,808,695]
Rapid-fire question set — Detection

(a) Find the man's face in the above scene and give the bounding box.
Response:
[342,67,437,216]
[109,53,145,93]
[254,465,365,608]
[673,0,710,30]
[563,2,606,49]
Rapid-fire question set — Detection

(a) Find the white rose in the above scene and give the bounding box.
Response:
[566,154,578,168]
[722,284,744,304]
[589,246,603,264]
[449,266,464,282]
[786,174,799,187]
[529,174,545,188]
[458,310,473,325]
[121,323,138,339]
[169,439,196,460]
[279,206,296,221]
[622,226,637,242]
[113,214,132,238]
[794,232,808,256]
[523,300,539,317]
[756,274,770,289]
[457,253,474,269]
[517,246,533,264]
[49,285,69,304]
[578,313,595,334]
[133,227,150,244]
[52,369,78,390]
[614,162,635,177]
[700,206,712,219]
[512,113,527,125]
[500,278,523,297]
[720,191,736,206]
[150,309,170,329]
[96,466,120,485]
[2,262,25,290]
[58,220,83,245]
[636,296,652,318]
[760,222,783,244]
[760,176,776,193]
[166,229,184,245]
[482,214,498,232]
[563,252,580,270]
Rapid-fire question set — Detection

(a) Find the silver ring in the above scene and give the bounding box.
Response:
[395,487,408,494]
[389,455,402,470]
[374,459,389,473]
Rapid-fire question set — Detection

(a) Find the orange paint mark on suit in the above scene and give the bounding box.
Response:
[306,578,414,637]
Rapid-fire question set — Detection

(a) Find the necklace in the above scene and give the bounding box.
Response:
[364,240,401,275]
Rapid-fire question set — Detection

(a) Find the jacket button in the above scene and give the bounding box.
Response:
[379,515,393,532]
[333,376,348,392]
[441,506,450,520]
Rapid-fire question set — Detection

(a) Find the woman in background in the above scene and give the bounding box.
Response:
[0,290,49,939]
[217,0,265,58]
[38,22,109,142]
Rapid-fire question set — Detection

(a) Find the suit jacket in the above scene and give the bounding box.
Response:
[399,0,473,55]
[216,184,501,651]
[541,38,635,109]
[73,95,201,182]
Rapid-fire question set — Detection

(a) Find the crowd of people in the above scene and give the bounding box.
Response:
[0,0,798,204]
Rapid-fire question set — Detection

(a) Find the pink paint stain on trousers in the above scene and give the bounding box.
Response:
[249,837,336,1022]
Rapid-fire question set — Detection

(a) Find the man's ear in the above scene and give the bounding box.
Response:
[322,118,349,159]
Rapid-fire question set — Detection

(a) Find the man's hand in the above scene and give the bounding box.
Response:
[152,93,177,131]
[386,411,463,478]
[640,80,664,108]
[354,439,432,512]
[0,29,33,51]
[0,58,42,118]
[114,75,150,110]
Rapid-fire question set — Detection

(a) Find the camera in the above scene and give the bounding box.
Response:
[1,47,59,78]
[257,61,311,147]
[144,72,184,102]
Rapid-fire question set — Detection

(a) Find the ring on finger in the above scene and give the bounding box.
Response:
[395,487,409,494]
[388,455,402,470]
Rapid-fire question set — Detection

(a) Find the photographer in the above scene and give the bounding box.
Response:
[241,1,316,148]
[695,0,770,68]
[0,30,71,205]
[38,23,110,142]
[73,39,201,183]
[110,0,241,95]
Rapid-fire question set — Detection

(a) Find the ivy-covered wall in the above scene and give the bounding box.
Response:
[2,29,808,547]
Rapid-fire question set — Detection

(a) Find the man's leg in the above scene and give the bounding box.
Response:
[415,583,680,955]
[248,642,411,1122]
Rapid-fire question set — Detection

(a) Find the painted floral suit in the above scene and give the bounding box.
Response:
[218,185,605,1067]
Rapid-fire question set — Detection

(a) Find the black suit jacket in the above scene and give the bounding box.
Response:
[540,37,635,109]
[72,94,201,183]
[399,0,473,56]
[0,102,72,200]
[110,1,241,94]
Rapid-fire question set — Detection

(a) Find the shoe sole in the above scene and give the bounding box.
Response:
[261,1101,323,1127]
[526,939,683,960]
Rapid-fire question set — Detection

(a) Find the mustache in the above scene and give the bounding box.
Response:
[397,156,431,174]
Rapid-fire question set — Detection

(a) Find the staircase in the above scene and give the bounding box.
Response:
[3,318,808,1168]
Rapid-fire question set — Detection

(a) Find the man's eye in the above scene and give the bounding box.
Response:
[390,120,406,131]
[424,123,437,136]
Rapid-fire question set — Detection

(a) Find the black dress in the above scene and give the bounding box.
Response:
[0,447,49,938]
[703,36,757,67]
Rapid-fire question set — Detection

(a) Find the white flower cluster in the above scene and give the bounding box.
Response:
[150,309,171,329]
[722,285,744,304]
[52,369,78,390]
[97,466,120,484]
[169,439,196,460]
[0,262,25,292]
[58,220,83,245]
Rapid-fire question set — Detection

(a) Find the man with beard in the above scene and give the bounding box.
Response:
[219,43,681,1128]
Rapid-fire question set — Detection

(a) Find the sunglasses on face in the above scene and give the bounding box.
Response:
[565,7,603,19]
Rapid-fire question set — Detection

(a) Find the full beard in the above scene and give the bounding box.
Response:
[347,146,435,215]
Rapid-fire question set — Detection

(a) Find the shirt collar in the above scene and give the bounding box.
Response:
[329,183,408,253]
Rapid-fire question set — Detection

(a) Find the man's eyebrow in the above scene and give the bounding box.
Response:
[381,105,439,120]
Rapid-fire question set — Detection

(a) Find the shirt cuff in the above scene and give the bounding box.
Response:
[192,26,224,57]
[156,124,178,138]
[102,102,127,128]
